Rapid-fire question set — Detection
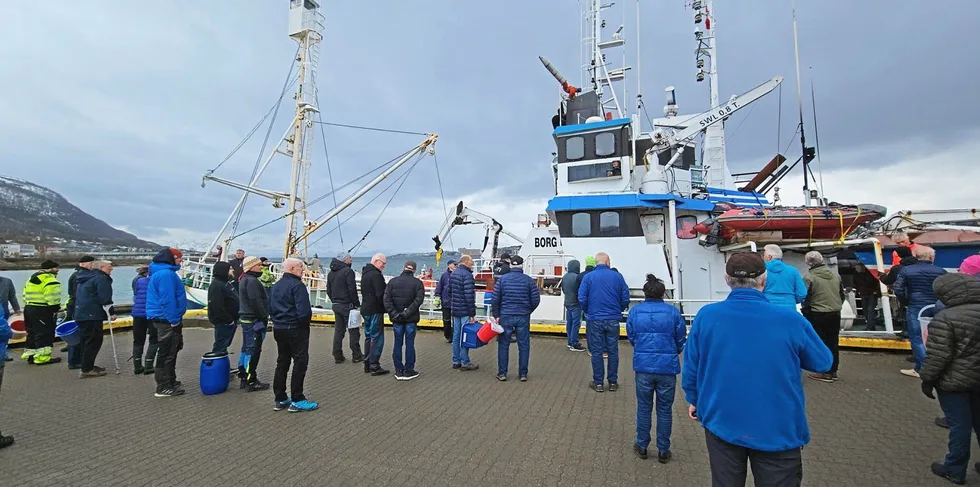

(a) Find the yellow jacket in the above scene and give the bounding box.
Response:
[24,271,61,307]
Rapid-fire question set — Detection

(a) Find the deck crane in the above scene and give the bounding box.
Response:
[432,201,524,268]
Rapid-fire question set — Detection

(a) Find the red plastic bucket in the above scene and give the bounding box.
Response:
[9,313,24,332]
[476,321,499,343]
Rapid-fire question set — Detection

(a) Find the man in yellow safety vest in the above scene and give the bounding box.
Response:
[21,260,63,365]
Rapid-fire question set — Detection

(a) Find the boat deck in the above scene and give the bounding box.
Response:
[0,327,962,486]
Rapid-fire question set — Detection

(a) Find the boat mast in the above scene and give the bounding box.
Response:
[284,0,324,261]
[584,0,626,119]
[693,0,729,189]
[791,0,816,206]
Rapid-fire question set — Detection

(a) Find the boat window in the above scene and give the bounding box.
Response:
[566,137,585,160]
[571,212,591,236]
[567,161,622,182]
[599,211,620,237]
[676,216,698,239]
[595,132,616,157]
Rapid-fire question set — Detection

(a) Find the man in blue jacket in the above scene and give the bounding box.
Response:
[578,252,630,392]
[491,255,540,381]
[894,245,947,377]
[762,244,807,309]
[449,255,478,371]
[131,265,157,375]
[683,252,832,486]
[74,260,116,378]
[434,260,457,343]
[270,258,318,412]
[146,248,187,398]
[627,274,686,463]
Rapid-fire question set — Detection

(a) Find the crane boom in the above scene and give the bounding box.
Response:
[432,201,524,265]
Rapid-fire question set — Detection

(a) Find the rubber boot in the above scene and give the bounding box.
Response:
[21,349,36,362]
[32,347,61,365]
[143,358,155,375]
[133,358,144,375]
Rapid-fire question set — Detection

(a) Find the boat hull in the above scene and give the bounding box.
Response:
[714,204,885,240]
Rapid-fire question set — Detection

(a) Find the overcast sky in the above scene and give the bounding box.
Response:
[0,1,973,256]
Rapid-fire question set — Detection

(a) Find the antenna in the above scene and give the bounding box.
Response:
[810,68,826,200]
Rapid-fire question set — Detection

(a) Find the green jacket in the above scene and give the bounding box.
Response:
[259,268,276,288]
[803,265,844,313]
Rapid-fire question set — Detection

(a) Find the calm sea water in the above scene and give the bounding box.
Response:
[2,266,138,306]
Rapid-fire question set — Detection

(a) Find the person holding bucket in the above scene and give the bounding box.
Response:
[490,255,540,382]
[74,260,116,378]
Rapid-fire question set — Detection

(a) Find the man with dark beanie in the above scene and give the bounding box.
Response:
[146,248,187,397]
[238,256,270,391]
[21,260,62,365]
[207,261,239,355]
[64,255,94,358]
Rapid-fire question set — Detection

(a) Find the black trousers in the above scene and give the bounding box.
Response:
[442,307,453,341]
[24,305,56,350]
[705,429,802,487]
[274,327,310,403]
[806,310,841,373]
[153,321,181,391]
[76,320,104,372]
[132,316,159,362]
[331,304,362,360]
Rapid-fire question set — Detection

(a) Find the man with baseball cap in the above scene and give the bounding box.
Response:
[683,251,832,486]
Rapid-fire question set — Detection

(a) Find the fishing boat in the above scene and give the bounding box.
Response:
[697,203,886,241]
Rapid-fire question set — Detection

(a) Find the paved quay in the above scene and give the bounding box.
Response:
[0,326,969,486]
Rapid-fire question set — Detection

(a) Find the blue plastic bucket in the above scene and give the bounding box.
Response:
[461,322,485,349]
[55,321,81,346]
[200,352,231,395]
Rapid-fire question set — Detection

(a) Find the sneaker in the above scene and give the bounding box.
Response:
[93,366,105,373]
[602,352,608,359]
[4,356,12,362]
[154,388,185,398]
[519,376,528,382]
[658,451,672,464]
[900,369,921,378]
[633,443,648,460]
[445,338,453,343]
[460,364,479,371]
[364,363,372,374]
[452,363,461,370]
[568,344,586,352]
[352,356,365,364]
[370,368,390,376]
[172,381,182,388]
[931,462,966,485]
[496,373,507,382]
[80,370,108,378]
[936,416,950,429]
[334,356,346,364]
[807,373,834,383]
[0,433,13,449]
[394,370,404,380]
[590,382,604,393]
[246,381,270,392]
[608,382,619,392]
[273,399,292,411]
[288,400,319,413]
[60,346,69,352]
[402,369,419,381]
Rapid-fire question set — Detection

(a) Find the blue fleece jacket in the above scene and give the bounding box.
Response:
[627,299,687,375]
[682,288,832,451]
[146,249,187,325]
[763,259,807,309]
[577,264,630,320]
[0,315,11,365]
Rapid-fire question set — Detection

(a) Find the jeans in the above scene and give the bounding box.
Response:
[586,319,620,385]
[76,320,104,373]
[635,372,676,452]
[565,305,582,347]
[937,390,980,481]
[153,321,180,391]
[363,313,385,369]
[906,305,926,371]
[451,316,471,366]
[240,320,266,383]
[442,307,453,341]
[211,322,236,354]
[273,327,310,403]
[392,323,418,372]
[861,294,879,331]
[131,316,159,363]
[331,304,363,361]
[497,315,530,377]
[806,310,840,374]
[705,428,803,487]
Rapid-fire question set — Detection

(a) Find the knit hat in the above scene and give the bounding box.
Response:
[242,256,263,271]
[169,247,183,259]
[78,255,95,263]
[585,255,596,266]
[960,255,980,276]
[40,260,59,270]
[895,246,913,259]
[336,251,352,261]
[726,252,766,278]
[404,260,417,272]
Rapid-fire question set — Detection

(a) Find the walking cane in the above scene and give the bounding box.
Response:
[104,305,120,375]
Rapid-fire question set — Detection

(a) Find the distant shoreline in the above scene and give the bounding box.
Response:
[0,258,149,271]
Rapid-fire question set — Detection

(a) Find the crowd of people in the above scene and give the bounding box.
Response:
[2,238,980,486]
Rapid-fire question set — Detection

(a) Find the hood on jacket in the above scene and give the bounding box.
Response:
[900,256,919,267]
[934,273,980,307]
[212,261,232,282]
[566,260,581,274]
[808,264,835,280]
[75,268,99,287]
[152,248,178,265]
[330,258,348,272]
[362,263,381,275]
[765,259,789,273]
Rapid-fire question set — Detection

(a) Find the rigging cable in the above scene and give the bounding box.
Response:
[314,90,343,246]
[313,121,429,137]
[776,83,783,155]
[432,152,454,251]
[347,154,424,255]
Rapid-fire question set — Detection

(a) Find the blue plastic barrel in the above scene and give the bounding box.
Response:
[54,321,81,346]
[200,352,230,395]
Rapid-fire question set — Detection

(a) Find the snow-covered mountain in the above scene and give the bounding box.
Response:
[0,176,158,248]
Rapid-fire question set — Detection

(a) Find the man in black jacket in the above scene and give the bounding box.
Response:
[384,260,425,380]
[327,252,363,363]
[270,258,318,412]
[238,256,270,391]
[207,261,239,355]
[920,273,980,484]
[360,253,389,376]
[65,255,94,366]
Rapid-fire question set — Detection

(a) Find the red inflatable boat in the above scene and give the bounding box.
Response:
[704,204,886,240]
